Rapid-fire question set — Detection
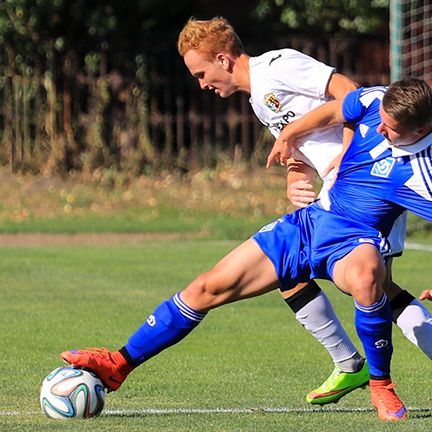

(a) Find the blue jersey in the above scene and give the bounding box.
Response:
[253,86,432,290]
[327,86,432,238]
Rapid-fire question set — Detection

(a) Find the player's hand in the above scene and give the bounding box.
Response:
[419,289,432,301]
[287,180,316,208]
[322,153,343,179]
[266,133,297,168]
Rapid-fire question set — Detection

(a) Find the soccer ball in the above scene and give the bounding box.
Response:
[40,366,106,419]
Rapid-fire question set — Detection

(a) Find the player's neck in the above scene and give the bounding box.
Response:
[232,53,251,94]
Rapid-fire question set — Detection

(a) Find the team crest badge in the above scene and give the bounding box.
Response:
[371,157,396,178]
[264,93,281,112]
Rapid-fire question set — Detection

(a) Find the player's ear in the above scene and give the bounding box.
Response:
[215,53,232,71]
[415,125,431,137]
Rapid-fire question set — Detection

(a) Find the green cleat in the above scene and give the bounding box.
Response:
[306,360,369,405]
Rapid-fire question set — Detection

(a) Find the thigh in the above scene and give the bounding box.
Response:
[332,244,386,306]
[333,244,385,306]
[182,239,280,310]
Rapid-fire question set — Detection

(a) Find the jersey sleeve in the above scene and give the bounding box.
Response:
[342,86,387,124]
[270,49,335,99]
[342,88,366,123]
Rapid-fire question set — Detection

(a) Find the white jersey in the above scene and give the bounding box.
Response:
[249,48,343,188]
[249,49,406,255]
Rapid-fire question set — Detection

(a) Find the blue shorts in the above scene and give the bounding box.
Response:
[252,203,390,292]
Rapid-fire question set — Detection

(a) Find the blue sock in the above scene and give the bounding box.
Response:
[355,294,393,378]
[123,293,206,366]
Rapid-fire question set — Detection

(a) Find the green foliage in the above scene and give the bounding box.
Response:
[254,0,389,36]
[0,0,192,74]
[1,1,237,175]
[0,1,392,176]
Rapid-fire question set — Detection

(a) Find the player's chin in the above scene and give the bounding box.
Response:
[216,89,234,98]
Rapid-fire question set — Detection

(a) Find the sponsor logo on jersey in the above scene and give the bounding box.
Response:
[359,123,369,138]
[371,157,396,178]
[264,93,281,112]
[269,54,282,66]
[275,111,296,131]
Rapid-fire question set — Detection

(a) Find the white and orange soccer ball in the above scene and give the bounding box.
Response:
[40,366,106,419]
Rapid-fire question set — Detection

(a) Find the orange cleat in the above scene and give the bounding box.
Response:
[370,379,407,421]
[61,348,133,391]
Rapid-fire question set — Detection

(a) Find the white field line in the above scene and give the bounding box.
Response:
[405,242,432,252]
[2,406,431,417]
[103,406,432,416]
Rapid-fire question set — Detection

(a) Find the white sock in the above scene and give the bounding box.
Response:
[295,291,361,371]
[396,299,432,359]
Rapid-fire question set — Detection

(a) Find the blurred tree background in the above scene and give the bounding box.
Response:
[0,0,390,176]
[255,0,390,35]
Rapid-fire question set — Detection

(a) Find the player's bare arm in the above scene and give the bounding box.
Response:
[321,124,355,179]
[313,73,357,179]
[266,99,345,168]
[286,159,317,208]
[325,72,358,99]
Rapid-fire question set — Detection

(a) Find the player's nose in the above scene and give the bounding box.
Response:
[199,79,209,90]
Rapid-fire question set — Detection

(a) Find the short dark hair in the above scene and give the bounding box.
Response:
[382,78,432,129]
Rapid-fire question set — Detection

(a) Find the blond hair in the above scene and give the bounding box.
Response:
[177,17,244,60]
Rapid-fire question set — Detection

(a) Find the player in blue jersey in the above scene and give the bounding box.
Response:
[61,78,432,421]
[265,77,432,419]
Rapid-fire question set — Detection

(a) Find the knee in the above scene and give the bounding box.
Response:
[348,262,385,306]
[186,273,212,299]
[183,271,229,311]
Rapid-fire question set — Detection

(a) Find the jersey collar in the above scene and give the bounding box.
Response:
[390,131,432,157]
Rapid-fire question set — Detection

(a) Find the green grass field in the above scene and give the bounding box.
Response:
[1,239,431,431]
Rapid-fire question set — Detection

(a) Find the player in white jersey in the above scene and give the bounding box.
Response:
[175,17,432,402]
[249,48,343,187]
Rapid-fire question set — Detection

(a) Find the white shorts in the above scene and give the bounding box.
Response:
[387,212,407,256]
